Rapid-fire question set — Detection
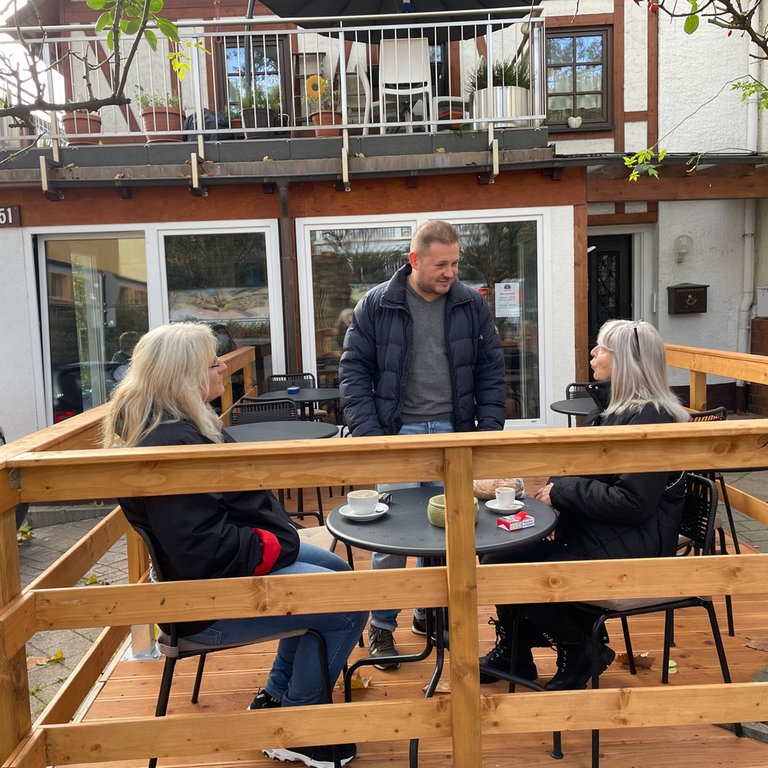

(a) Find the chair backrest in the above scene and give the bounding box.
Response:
[230,399,298,424]
[689,406,727,422]
[267,373,317,391]
[133,525,167,583]
[379,37,431,89]
[565,382,590,399]
[679,473,719,554]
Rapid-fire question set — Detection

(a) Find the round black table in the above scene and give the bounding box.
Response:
[326,486,556,559]
[549,397,596,421]
[225,421,338,442]
[258,387,341,421]
[328,486,556,768]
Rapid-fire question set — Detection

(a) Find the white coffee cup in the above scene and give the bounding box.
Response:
[347,488,379,515]
[495,486,519,509]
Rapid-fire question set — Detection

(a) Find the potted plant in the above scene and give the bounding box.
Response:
[236,80,288,138]
[135,86,184,142]
[60,109,102,145]
[303,74,342,136]
[467,56,530,128]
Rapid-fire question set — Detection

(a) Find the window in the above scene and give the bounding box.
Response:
[298,217,542,422]
[225,34,287,116]
[546,28,612,128]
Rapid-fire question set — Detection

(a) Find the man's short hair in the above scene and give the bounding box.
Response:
[118,331,139,352]
[411,220,459,257]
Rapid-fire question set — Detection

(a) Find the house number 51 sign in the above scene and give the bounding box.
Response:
[0,205,21,226]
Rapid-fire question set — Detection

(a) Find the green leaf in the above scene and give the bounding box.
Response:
[658,149,667,161]
[156,18,180,43]
[143,28,158,51]
[683,14,699,34]
[149,0,165,13]
[87,0,109,9]
[94,11,113,32]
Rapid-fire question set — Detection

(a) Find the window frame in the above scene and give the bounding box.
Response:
[545,26,613,131]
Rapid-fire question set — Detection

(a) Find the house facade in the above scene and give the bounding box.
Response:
[0,0,766,441]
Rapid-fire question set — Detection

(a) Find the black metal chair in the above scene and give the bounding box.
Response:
[564,381,591,427]
[131,525,341,768]
[577,473,742,768]
[230,398,297,424]
[267,372,329,422]
[229,397,325,525]
[688,406,738,635]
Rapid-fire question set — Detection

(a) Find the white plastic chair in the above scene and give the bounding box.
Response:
[345,67,371,135]
[378,37,432,133]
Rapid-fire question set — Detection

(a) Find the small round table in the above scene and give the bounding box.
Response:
[326,486,556,559]
[549,397,596,424]
[327,486,557,768]
[225,421,338,442]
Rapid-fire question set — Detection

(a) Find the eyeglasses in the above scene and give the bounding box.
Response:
[209,357,221,369]
[632,323,641,362]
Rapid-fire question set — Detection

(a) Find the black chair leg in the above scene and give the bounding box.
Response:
[701,601,743,737]
[716,525,736,636]
[619,616,637,674]
[191,654,207,704]
[149,656,178,768]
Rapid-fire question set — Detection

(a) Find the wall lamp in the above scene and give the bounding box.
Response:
[674,234,693,264]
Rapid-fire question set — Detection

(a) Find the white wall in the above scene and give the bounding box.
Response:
[657,199,747,385]
[657,15,749,154]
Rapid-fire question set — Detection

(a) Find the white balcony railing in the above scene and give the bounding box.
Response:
[0,12,545,147]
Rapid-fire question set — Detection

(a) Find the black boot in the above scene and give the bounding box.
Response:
[544,640,615,691]
[479,614,538,683]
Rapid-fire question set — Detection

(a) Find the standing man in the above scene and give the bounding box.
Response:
[339,219,506,669]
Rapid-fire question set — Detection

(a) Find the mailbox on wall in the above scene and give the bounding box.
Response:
[667,283,708,314]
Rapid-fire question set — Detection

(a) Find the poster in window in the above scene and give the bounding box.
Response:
[495,280,521,319]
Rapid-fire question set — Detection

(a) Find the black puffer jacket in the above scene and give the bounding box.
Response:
[548,381,686,560]
[119,420,300,634]
[339,263,506,436]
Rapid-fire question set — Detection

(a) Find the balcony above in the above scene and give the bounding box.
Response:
[0,10,555,193]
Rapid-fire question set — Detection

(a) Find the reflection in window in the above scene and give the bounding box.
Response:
[307,220,540,421]
[546,28,611,128]
[164,233,272,392]
[45,238,148,423]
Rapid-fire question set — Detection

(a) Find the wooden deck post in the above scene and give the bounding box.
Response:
[443,446,482,768]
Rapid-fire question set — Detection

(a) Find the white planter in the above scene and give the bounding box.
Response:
[470,85,530,129]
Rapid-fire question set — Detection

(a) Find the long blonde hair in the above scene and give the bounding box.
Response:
[102,323,224,448]
[597,319,689,422]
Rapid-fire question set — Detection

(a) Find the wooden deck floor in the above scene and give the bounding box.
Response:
[70,485,768,768]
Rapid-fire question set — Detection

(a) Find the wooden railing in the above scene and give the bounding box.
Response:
[1,346,767,768]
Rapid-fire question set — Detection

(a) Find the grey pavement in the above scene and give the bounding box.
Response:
[14,470,768,723]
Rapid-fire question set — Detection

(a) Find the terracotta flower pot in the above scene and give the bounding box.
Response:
[61,111,102,145]
[140,106,184,143]
[309,110,342,137]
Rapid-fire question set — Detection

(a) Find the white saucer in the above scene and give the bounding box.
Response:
[485,499,524,512]
[338,502,389,521]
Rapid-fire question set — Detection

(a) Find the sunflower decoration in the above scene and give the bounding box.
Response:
[304,74,338,112]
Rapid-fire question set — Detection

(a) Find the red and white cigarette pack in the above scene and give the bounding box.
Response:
[497,510,535,531]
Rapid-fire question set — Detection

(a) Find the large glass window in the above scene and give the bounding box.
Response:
[163,232,280,393]
[546,28,611,128]
[44,237,148,422]
[299,217,540,422]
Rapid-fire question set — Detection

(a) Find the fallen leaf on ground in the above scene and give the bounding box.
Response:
[27,656,49,670]
[746,636,768,652]
[616,651,656,669]
[422,680,451,694]
[337,672,372,692]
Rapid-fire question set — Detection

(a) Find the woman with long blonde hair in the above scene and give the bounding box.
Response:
[104,323,366,768]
